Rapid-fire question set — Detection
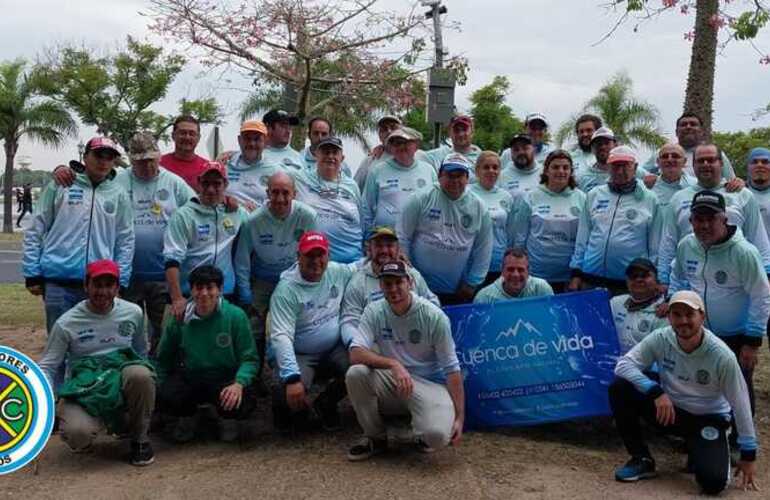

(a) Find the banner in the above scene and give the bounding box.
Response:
[446,290,620,428]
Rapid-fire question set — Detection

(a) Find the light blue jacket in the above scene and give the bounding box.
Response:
[571,182,662,281]
[292,169,364,263]
[262,145,305,172]
[269,262,355,381]
[670,228,770,340]
[225,152,285,210]
[417,144,482,183]
[115,167,194,282]
[468,184,516,272]
[657,183,770,284]
[397,184,493,293]
[362,157,436,234]
[163,200,247,295]
[234,200,317,302]
[512,185,586,283]
[23,172,134,287]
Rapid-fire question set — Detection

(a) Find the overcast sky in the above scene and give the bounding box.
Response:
[2,0,769,171]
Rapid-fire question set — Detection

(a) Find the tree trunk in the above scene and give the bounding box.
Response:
[3,139,18,234]
[683,0,718,140]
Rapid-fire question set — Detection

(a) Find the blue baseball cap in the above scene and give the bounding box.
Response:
[748,147,770,165]
[439,154,471,175]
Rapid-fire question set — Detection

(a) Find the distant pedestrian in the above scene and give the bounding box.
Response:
[16,183,33,227]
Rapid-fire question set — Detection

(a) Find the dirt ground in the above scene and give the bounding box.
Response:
[1,325,768,500]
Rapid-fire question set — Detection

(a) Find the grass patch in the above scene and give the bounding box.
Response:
[0,231,23,242]
[0,283,45,328]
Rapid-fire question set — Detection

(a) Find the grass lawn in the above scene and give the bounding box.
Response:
[0,283,45,328]
[0,231,23,242]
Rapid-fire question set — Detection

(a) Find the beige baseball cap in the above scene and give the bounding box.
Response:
[668,291,705,312]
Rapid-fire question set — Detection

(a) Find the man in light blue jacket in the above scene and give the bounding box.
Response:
[116,132,194,353]
[23,136,134,333]
[269,231,356,433]
[669,190,770,416]
[570,145,661,296]
[397,157,493,305]
[418,115,483,181]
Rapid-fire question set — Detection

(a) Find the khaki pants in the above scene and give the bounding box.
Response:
[123,279,169,355]
[58,365,155,450]
[345,365,455,450]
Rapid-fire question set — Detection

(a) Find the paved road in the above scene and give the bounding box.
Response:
[0,207,30,284]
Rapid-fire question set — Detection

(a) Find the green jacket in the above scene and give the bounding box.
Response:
[59,348,154,433]
[155,298,258,387]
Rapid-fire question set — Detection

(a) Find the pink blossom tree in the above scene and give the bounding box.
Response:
[147,0,467,149]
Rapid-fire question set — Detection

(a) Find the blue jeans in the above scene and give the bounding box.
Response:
[44,283,86,388]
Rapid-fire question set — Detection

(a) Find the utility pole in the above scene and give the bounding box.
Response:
[424,1,454,149]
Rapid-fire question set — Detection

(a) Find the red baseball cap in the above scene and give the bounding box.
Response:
[199,161,227,179]
[298,231,329,255]
[86,259,120,281]
[450,115,473,129]
[85,136,121,156]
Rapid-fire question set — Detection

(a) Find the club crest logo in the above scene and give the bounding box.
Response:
[417,179,427,188]
[156,189,170,201]
[570,206,581,217]
[329,285,339,299]
[696,369,710,385]
[638,319,650,332]
[0,346,55,475]
[714,270,727,284]
[216,333,231,348]
[118,321,135,338]
[461,214,472,228]
[102,200,116,215]
[408,329,422,344]
[625,208,637,221]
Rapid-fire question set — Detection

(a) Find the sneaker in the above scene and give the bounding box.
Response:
[130,441,155,466]
[219,419,239,443]
[615,456,657,482]
[347,437,388,462]
[415,439,436,454]
[172,416,196,443]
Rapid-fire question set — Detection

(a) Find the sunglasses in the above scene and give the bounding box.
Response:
[92,149,118,160]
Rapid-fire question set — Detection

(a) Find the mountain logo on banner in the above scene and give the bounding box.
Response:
[495,319,542,341]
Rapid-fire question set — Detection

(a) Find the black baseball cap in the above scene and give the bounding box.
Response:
[625,258,657,277]
[378,260,408,278]
[690,190,726,215]
[509,133,532,147]
[316,136,343,150]
[263,109,300,126]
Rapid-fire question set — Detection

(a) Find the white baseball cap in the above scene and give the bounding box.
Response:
[668,291,705,312]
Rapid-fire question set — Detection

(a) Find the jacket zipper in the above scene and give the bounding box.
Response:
[602,194,622,276]
[701,249,711,329]
[84,182,97,269]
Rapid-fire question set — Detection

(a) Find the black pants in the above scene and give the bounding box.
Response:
[719,336,755,415]
[16,203,31,227]
[436,292,471,306]
[609,377,731,495]
[159,371,257,420]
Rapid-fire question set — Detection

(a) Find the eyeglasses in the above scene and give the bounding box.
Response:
[92,150,118,160]
[694,157,720,165]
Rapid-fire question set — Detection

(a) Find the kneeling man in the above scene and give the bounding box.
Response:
[345,260,464,460]
[610,291,758,494]
[155,265,259,442]
[38,259,155,466]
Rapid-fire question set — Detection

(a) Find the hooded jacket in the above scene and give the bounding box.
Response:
[225,152,286,209]
[23,172,134,288]
[670,227,770,344]
[658,183,770,283]
[163,199,247,295]
[398,184,493,293]
[571,181,661,281]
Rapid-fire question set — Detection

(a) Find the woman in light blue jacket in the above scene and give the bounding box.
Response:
[512,150,586,292]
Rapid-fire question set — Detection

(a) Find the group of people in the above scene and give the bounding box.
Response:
[19,107,766,493]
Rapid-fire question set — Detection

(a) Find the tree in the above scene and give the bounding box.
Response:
[606,1,770,138]
[554,72,665,151]
[468,76,523,152]
[713,126,770,177]
[35,36,222,151]
[0,60,76,233]
[148,0,467,150]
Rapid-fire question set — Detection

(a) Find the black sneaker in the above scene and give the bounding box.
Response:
[347,437,388,462]
[130,441,155,466]
[614,456,656,482]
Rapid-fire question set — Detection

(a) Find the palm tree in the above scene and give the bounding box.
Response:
[0,60,76,233]
[555,72,665,152]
